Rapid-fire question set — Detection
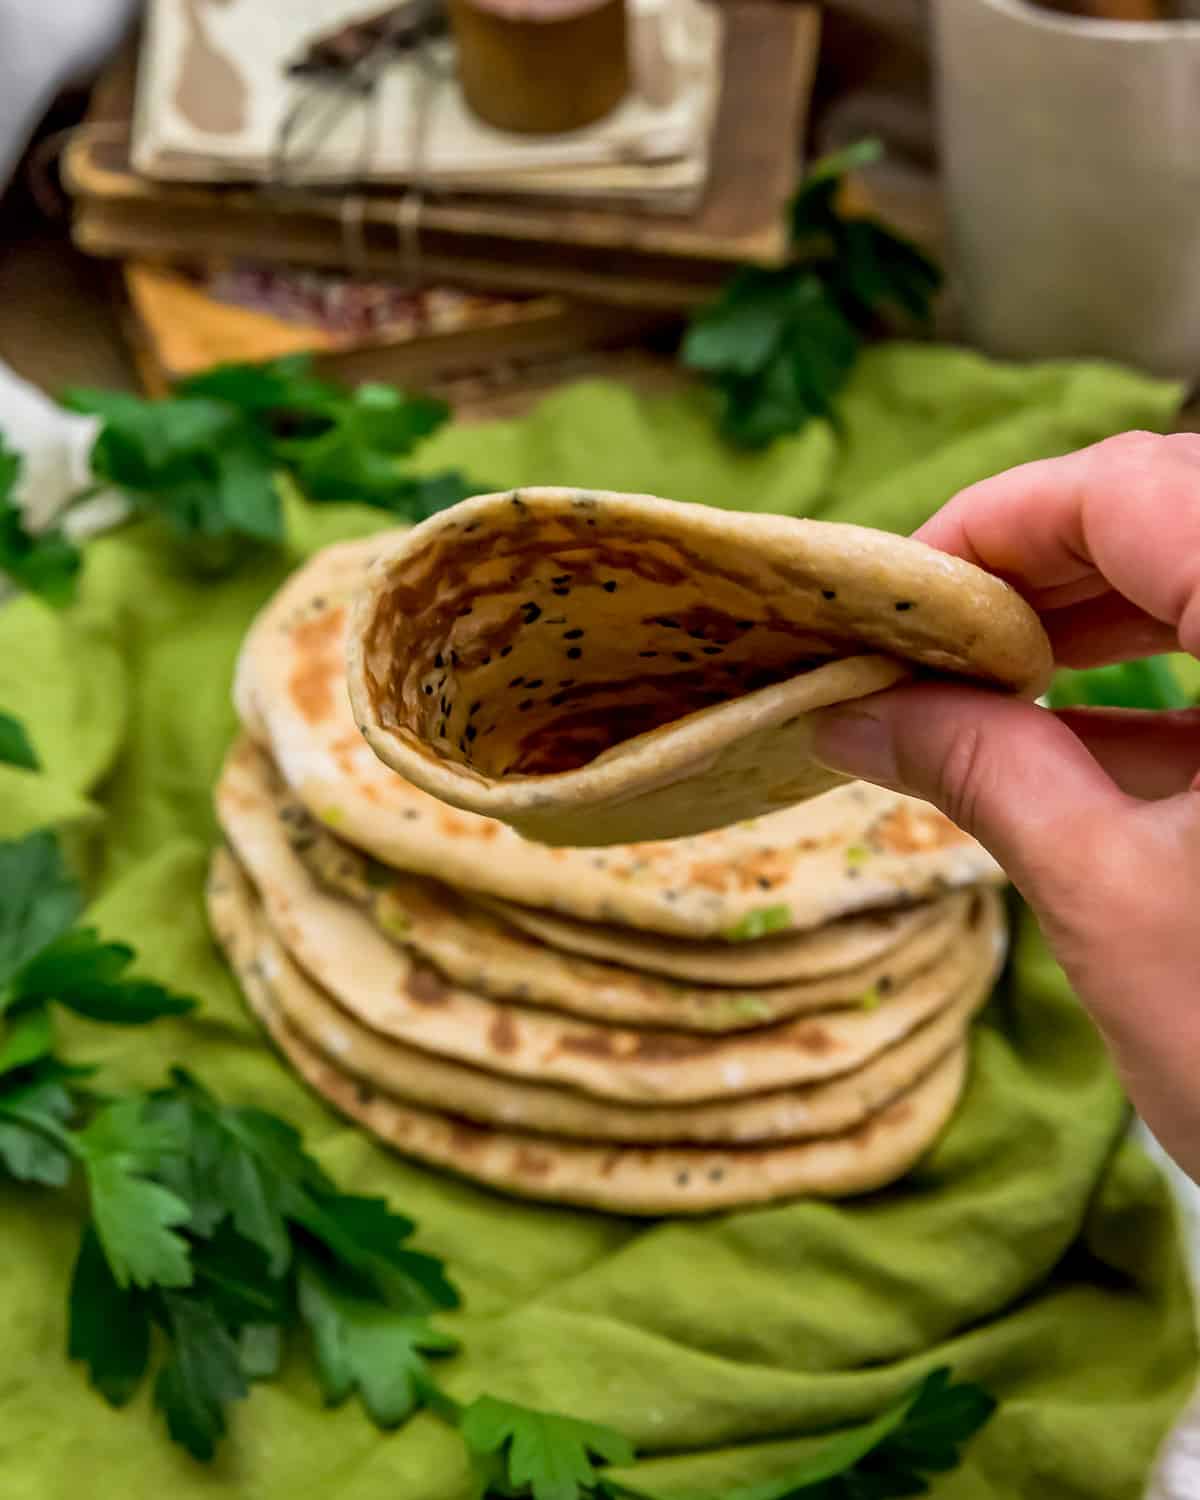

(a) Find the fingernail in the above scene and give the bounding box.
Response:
[811,707,898,784]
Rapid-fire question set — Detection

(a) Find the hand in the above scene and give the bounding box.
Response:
[813,431,1200,1181]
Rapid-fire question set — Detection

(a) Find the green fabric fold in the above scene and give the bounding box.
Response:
[0,345,1192,1499]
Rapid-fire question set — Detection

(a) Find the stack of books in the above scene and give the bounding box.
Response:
[65,1,819,391]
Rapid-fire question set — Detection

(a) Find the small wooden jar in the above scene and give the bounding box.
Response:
[447,0,630,135]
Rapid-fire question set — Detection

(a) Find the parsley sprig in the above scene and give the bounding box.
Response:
[0,822,459,1460]
[682,140,942,448]
[0,356,477,606]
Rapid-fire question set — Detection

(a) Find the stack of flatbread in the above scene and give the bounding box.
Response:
[211,500,1051,1215]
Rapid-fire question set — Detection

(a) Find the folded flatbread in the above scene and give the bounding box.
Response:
[347,489,1052,844]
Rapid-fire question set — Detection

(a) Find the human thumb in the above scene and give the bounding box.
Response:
[810,682,1127,910]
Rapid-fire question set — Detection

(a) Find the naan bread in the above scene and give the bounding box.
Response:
[210,848,969,1214]
[213,842,985,1145]
[216,741,1006,1104]
[234,536,1005,939]
[347,489,1052,844]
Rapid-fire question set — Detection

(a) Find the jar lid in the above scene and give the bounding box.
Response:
[458,0,620,21]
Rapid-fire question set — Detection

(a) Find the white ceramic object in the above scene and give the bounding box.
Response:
[932,0,1200,378]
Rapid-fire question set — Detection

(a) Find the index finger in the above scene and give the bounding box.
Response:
[914,432,1200,652]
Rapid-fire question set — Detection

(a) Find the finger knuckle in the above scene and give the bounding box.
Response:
[933,721,993,837]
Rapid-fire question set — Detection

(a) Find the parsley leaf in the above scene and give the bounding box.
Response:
[607,1368,994,1500]
[0,1002,54,1074]
[0,710,38,771]
[68,1224,153,1406]
[462,1395,635,1500]
[0,439,83,606]
[8,928,197,1024]
[0,830,83,990]
[76,1097,193,1289]
[154,1291,249,1460]
[298,1259,458,1427]
[0,1064,78,1184]
[683,140,941,448]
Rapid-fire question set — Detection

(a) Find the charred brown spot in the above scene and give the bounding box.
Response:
[632,1031,709,1061]
[514,1147,554,1178]
[794,1024,836,1055]
[287,604,347,725]
[487,1009,519,1054]
[558,1030,617,1059]
[871,806,967,855]
[408,963,449,1007]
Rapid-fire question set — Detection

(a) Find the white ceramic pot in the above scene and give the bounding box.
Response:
[932,0,1200,379]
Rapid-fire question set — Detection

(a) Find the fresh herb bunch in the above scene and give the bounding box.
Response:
[682,140,942,448]
[0,819,459,1460]
[0,356,477,606]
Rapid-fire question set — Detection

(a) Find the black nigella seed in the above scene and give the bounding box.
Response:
[602,580,618,592]
[566,647,583,660]
[457,607,472,618]
[552,575,571,585]
[894,601,914,611]
[466,725,477,742]
[423,685,433,696]
[673,651,694,663]
[822,589,837,601]
[879,974,894,994]
[549,693,567,707]
[518,699,534,711]
[434,653,444,669]
[757,877,771,890]
[469,701,481,716]
[526,679,543,690]
[458,737,467,752]
[701,646,722,656]
[544,616,566,625]
[449,650,458,666]
[736,620,753,629]
[687,629,708,641]
[563,628,584,640]
[481,655,491,666]
[509,676,525,687]
[511,492,525,508]
[438,719,447,735]
[657,616,680,629]
[559,678,575,688]
[500,645,513,657]
[552,587,569,597]
[639,650,658,659]
[463,523,479,533]
[522,602,542,623]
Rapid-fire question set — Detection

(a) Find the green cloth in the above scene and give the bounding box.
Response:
[0,344,1195,1500]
